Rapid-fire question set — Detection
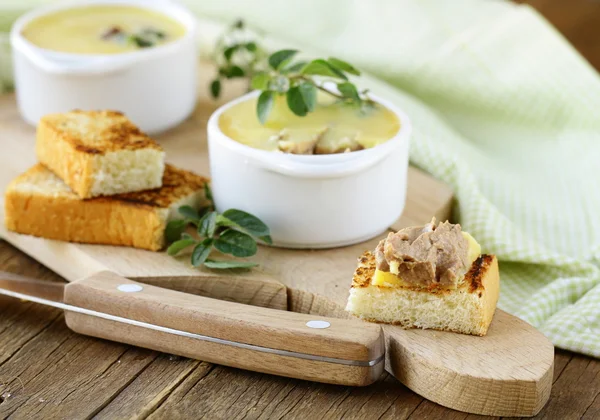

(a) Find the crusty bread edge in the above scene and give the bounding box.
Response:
[4,187,171,251]
[36,118,95,198]
[477,255,500,335]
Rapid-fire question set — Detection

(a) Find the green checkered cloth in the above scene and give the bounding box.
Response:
[2,0,599,357]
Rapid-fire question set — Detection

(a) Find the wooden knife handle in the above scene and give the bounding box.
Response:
[63,271,384,386]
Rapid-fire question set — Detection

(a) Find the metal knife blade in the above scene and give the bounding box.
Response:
[0,271,66,303]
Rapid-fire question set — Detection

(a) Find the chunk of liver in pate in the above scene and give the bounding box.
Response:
[374,218,470,288]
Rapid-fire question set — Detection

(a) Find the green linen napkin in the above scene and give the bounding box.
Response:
[1,0,599,357]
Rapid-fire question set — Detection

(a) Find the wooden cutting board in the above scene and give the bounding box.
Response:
[0,75,554,417]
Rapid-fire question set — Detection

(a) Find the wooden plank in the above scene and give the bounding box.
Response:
[583,393,600,420]
[407,400,497,420]
[94,356,204,420]
[147,366,424,420]
[0,242,65,371]
[0,310,156,419]
[520,353,600,420]
[0,243,154,419]
[516,0,600,70]
[551,350,574,383]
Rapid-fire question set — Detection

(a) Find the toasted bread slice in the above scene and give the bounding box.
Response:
[36,110,165,198]
[345,252,499,336]
[5,164,208,251]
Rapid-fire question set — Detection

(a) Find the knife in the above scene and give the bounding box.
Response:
[0,270,384,386]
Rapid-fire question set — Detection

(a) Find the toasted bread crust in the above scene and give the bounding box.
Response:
[101,164,207,208]
[466,254,494,293]
[40,110,162,153]
[5,190,166,250]
[352,252,377,288]
[4,164,208,251]
[36,110,164,198]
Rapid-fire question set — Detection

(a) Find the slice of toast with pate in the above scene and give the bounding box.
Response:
[36,110,165,198]
[4,163,209,251]
[346,220,499,336]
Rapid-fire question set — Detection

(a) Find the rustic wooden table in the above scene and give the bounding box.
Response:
[1,1,599,419]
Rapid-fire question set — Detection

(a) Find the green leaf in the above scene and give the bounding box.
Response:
[327,57,360,76]
[129,35,153,48]
[337,82,360,101]
[165,219,186,243]
[178,205,200,220]
[301,59,347,80]
[198,206,211,216]
[229,65,245,77]
[223,45,238,61]
[210,79,221,99]
[286,86,308,117]
[222,209,270,237]
[198,211,217,237]
[204,259,258,269]
[191,239,213,267]
[245,42,257,52]
[214,229,257,257]
[203,182,213,204]
[251,72,270,90]
[259,235,273,245]
[256,91,274,124]
[268,49,298,70]
[268,75,290,93]
[181,232,194,240]
[220,65,245,79]
[167,239,196,256]
[298,82,317,112]
[283,61,308,73]
[215,214,238,228]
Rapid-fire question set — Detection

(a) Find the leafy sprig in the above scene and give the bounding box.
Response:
[165,183,271,270]
[210,20,268,100]
[252,51,373,124]
[210,20,374,124]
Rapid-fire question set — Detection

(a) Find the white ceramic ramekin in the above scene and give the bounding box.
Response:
[10,0,198,134]
[207,91,412,249]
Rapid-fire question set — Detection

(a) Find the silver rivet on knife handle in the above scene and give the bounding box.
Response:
[117,284,143,293]
[306,320,331,329]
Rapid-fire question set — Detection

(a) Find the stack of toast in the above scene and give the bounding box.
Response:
[4,110,209,251]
